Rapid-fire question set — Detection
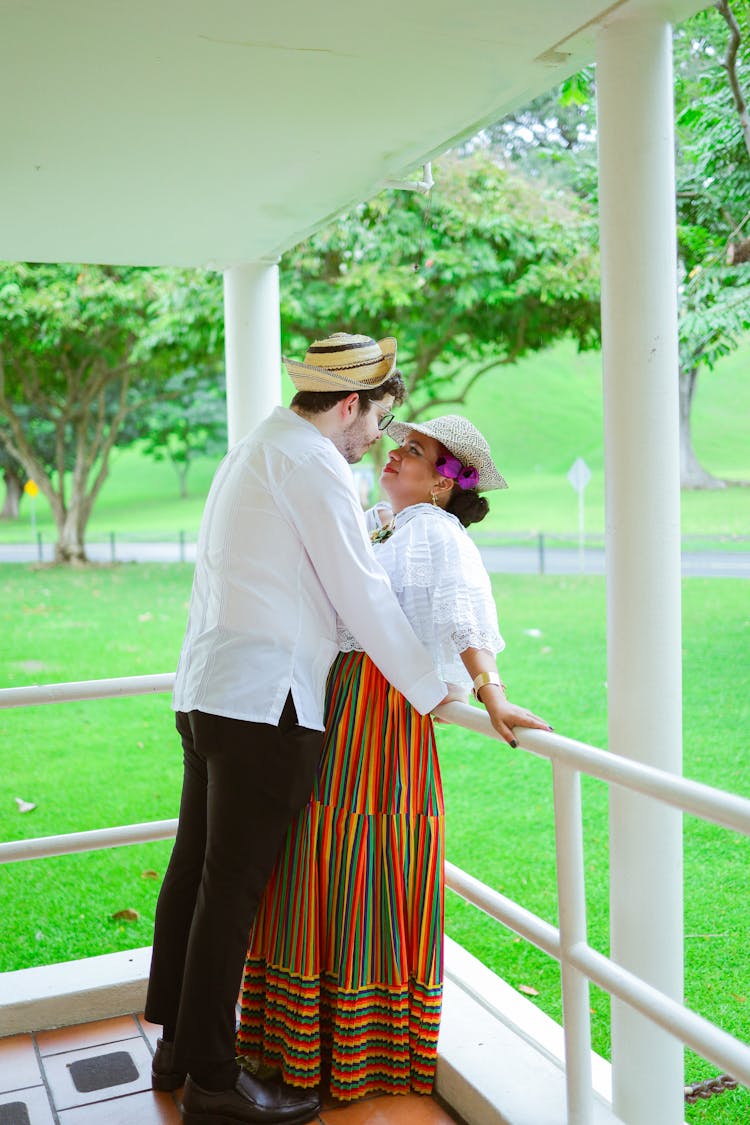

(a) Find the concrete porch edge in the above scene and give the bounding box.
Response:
[0,940,631,1124]
[438,935,624,1124]
[0,946,151,1037]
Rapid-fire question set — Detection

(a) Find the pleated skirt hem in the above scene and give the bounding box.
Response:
[238,960,442,1099]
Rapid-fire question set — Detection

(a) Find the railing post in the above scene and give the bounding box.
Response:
[538,531,545,575]
[552,761,593,1125]
[36,531,43,562]
[109,531,116,563]
[179,529,185,563]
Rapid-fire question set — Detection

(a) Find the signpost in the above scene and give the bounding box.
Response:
[567,457,591,573]
[23,479,39,538]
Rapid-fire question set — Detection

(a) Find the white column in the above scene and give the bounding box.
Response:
[597,16,683,1125]
[223,261,282,447]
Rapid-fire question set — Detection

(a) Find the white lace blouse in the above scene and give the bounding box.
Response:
[338,503,505,687]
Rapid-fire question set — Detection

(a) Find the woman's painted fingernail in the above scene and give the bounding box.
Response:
[510,740,517,748]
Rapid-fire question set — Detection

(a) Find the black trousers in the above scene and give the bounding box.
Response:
[144,698,323,1083]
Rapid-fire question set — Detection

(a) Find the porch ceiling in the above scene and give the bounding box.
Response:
[2,0,704,268]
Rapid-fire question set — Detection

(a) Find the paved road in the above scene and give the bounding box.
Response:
[2,540,749,577]
[0,541,199,565]
[477,544,750,578]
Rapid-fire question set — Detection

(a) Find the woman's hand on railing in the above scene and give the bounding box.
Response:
[479,688,553,748]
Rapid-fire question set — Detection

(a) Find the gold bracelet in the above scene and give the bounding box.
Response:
[472,671,503,700]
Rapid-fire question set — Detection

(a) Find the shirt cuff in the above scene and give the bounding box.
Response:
[403,670,447,715]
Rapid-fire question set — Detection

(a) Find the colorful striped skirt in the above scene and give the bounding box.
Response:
[237,650,445,1100]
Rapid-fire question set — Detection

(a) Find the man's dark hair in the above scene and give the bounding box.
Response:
[291,370,406,415]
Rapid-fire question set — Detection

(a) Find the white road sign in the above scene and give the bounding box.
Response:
[567,457,592,494]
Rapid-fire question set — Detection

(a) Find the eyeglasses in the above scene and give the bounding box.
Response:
[375,408,395,431]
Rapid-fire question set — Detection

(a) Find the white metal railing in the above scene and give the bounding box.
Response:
[0,674,179,865]
[0,819,179,863]
[1,676,749,1123]
[0,673,174,708]
[438,699,750,1120]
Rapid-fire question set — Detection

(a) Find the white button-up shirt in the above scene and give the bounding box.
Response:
[173,407,445,730]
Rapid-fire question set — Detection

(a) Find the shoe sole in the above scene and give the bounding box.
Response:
[181,1104,320,1124]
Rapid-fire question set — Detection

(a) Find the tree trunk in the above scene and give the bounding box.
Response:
[679,365,726,490]
[727,237,750,264]
[54,501,90,564]
[1,465,23,519]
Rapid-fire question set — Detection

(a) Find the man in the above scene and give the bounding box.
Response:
[145,332,447,1125]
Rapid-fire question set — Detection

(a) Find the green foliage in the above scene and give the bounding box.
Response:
[138,369,227,497]
[673,4,750,381]
[680,265,750,372]
[280,153,601,412]
[472,4,750,487]
[476,66,599,200]
[0,263,223,559]
[137,266,224,362]
[674,6,750,248]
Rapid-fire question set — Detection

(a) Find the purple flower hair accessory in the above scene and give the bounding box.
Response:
[435,455,480,491]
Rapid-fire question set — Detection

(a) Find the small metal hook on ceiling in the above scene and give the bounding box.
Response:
[384,162,434,194]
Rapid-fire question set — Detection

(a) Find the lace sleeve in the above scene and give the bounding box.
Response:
[336,618,363,651]
[376,511,504,684]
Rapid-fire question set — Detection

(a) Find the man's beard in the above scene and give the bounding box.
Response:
[338,421,373,464]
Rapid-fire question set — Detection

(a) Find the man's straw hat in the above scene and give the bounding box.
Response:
[284,332,397,392]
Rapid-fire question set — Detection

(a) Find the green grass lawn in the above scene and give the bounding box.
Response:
[1,563,748,1120]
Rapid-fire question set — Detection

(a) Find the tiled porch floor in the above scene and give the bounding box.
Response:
[0,1014,461,1125]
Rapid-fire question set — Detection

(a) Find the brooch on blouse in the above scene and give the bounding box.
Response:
[370,523,395,544]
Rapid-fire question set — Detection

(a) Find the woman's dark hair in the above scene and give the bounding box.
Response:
[291,369,406,415]
[446,488,489,528]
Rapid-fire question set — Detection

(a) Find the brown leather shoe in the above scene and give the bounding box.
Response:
[152,1037,186,1091]
[181,1069,320,1123]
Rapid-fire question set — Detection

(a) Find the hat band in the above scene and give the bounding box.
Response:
[307,340,378,354]
[315,356,391,373]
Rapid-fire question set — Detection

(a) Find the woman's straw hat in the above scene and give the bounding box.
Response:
[387,414,508,492]
[284,332,397,392]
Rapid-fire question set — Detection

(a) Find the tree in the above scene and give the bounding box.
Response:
[0,263,223,562]
[673,0,750,487]
[281,152,601,429]
[472,4,750,488]
[139,369,227,498]
[468,68,599,202]
[0,402,82,519]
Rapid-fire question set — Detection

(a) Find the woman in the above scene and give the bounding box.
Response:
[237,414,551,1101]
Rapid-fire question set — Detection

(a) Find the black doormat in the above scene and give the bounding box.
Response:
[67,1049,139,1093]
[0,1103,32,1125]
